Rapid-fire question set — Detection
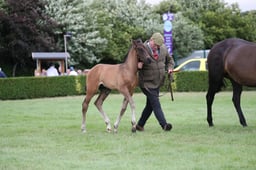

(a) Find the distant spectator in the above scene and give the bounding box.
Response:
[58,65,65,75]
[66,69,70,75]
[69,66,78,76]
[0,67,7,78]
[77,69,82,75]
[34,69,40,76]
[41,69,47,76]
[46,63,59,77]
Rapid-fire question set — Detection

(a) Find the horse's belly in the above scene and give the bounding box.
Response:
[225,50,256,86]
[227,66,256,86]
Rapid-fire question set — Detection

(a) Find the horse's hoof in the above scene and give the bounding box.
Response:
[106,128,112,133]
[242,123,248,127]
[208,123,214,127]
[208,121,214,127]
[240,120,247,127]
[131,127,136,133]
[81,129,86,133]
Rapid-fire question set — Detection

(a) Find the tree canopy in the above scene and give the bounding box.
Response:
[0,0,255,76]
[0,0,59,76]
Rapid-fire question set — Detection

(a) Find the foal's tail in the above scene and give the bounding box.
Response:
[83,69,90,75]
[83,69,91,95]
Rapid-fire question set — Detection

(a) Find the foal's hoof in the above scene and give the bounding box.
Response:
[131,127,136,133]
[81,129,86,133]
[113,125,118,133]
[106,128,112,133]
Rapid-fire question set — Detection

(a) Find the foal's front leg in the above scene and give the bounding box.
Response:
[125,94,136,133]
[129,97,137,133]
[113,97,129,133]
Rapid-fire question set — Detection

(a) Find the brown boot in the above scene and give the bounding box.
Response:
[136,125,144,131]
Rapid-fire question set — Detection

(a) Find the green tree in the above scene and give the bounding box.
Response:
[45,0,108,68]
[45,0,163,67]
[0,0,59,76]
[172,12,204,58]
[154,0,204,58]
[93,0,162,63]
[176,0,256,48]
[232,11,256,41]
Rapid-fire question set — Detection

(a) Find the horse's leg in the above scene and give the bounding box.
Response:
[129,96,137,133]
[206,84,217,127]
[94,87,112,132]
[81,93,94,133]
[119,89,136,132]
[113,97,129,133]
[125,93,136,133]
[231,80,247,127]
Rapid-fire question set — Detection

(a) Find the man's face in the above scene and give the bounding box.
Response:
[150,39,160,51]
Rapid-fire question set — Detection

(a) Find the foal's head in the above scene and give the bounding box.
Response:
[132,39,150,62]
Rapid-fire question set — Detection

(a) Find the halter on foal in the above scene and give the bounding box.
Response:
[81,39,150,133]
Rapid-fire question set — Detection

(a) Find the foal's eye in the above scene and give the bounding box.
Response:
[139,47,147,52]
[137,49,143,53]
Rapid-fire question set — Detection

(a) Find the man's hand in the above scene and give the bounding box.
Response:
[168,69,174,82]
[138,62,144,69]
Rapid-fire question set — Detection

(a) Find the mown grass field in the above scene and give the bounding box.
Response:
[1,92,256,170]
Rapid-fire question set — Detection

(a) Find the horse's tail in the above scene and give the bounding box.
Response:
[207,40,228,93]
[207,59,226,93]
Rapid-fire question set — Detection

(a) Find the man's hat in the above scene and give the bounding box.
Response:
[151,32,164,46]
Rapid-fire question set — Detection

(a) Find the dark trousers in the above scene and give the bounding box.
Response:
[137,87,167,128]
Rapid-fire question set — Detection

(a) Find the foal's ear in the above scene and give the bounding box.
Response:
[132,38,142,46]
[132,39,137,46]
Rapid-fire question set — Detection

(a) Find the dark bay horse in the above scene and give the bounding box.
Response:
[206,38,256,127]
[81,39,150,133]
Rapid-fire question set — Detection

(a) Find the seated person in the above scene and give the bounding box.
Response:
[46,63,59,77]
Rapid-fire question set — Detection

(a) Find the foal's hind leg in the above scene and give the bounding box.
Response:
[231,80,247,126]
[94,87,112,132]
[119,90,136,133]
[113,97,129,133]
[81,93,94,133]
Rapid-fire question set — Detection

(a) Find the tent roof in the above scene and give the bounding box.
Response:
[32,52,70,60]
